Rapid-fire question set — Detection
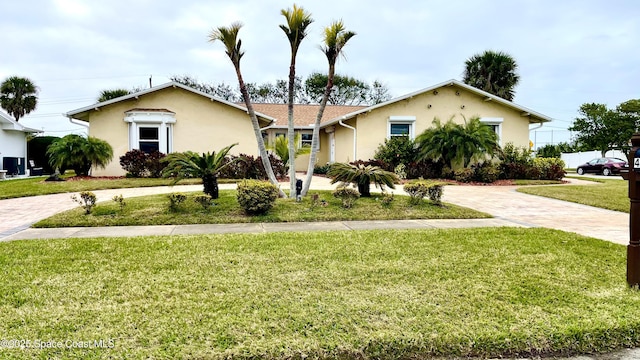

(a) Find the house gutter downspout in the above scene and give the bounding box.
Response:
[338,119,357,162]
[67,116,90,134]
[529,121,544,133]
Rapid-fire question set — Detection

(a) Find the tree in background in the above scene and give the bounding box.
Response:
[280,4,314,198]
[0,76,38,121]
[170,73,389,105]
[170,75,240,102]
[97,89,131,102]
[568,101,640,156]
[47,135,113,176]
[209,22,285,197]
[301,20,356,196]
[462,50,520,101]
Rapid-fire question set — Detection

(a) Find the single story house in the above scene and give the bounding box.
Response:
[66,79,551,176]
[0,110,41,177]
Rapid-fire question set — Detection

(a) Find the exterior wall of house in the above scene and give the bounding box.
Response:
[0,130,27,171]
[327,85,532,163]
[263,128,313,172]
[87,87,265,176]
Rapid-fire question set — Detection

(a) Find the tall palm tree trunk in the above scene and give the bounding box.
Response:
[302,66,335,196]
[233,64,286,197]
[287,62,297,198]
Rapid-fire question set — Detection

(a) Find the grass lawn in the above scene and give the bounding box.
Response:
[34,190,490,227]
[1,228,638,359]
[0,176,204,200]
[517,178,628,212]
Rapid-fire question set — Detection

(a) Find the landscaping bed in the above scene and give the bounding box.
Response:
[34,190,490,228]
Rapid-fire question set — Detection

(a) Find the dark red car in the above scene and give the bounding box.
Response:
[576,157,628,176]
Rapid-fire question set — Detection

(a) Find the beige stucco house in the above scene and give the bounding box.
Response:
[66,79,551,176]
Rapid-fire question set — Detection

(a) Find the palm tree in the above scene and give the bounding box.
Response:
[328,162,398,197]
[162,143,237,199]
[462,50,520,101]
[267,133,311,166]
[0,76,38,121]
[47,135,113,176]
[209,22,285,197]
[302,20,356,196]
[280,4,313,198]
[97,88,131,102]
[416,116,500,170]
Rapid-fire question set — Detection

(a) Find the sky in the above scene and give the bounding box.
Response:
[1,0,639,149]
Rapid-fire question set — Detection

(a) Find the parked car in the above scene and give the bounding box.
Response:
[576,157,628,176]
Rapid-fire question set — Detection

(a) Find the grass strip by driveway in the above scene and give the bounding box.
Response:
[0,176,203,200]
[34,190,490,227]
[517,178,627,212]
[0,228,638,359]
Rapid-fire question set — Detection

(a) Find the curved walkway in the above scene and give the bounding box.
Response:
[0,177,630,245]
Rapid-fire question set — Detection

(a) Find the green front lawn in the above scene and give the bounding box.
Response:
[0,228,638,359]
[517,178,627,212]
[0,176,203,200]
[34,190,490,227]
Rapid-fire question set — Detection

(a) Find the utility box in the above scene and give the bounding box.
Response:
[2,157,25,176]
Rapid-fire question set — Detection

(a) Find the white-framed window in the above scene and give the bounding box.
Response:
[480,117,503,145]
[387,116,416,139]
[124,110,176,154]
[300,132,313,148]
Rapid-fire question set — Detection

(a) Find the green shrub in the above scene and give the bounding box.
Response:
[473,162,499,183]
[328,162,399,197]
[404,181,445,205]
[112,194,126,211]
[72,191,97,215]
[454,168,475,183]
[333,187,360,208]
[237,180,279,214]
[380,192,394,207]
[499,143,533,179]
[194,194,214,210]
[533,157,566,180]
[427,184,444,205]
[313,163,332,175]
[404,181,429,205]
[168,193,187,212]
[374,136,418,170]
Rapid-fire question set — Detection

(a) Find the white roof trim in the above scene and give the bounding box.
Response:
[321,79,553,127]
[65,81,277,124]
[0,110,42,133]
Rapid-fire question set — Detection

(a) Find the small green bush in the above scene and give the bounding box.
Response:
[473,162,499,183]
[333,187,360,208]
[533,157,566,180]
[72,191,97,215]
[380,192,394,207]
[404,181,445,205]
[454,168,475,183]
[194,194,214,210]
[313,163,332,175]
[237,180,279,214]
[112,194,126,211]
[168,193,187,212]
[394,163,407,180]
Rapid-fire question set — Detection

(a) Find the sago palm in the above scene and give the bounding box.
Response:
[162,143,237,199]
[267,133,310,166]
[209,23,285,197]
[302,20,356,196]
[328,162,398,197]
[280,4,313,198]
